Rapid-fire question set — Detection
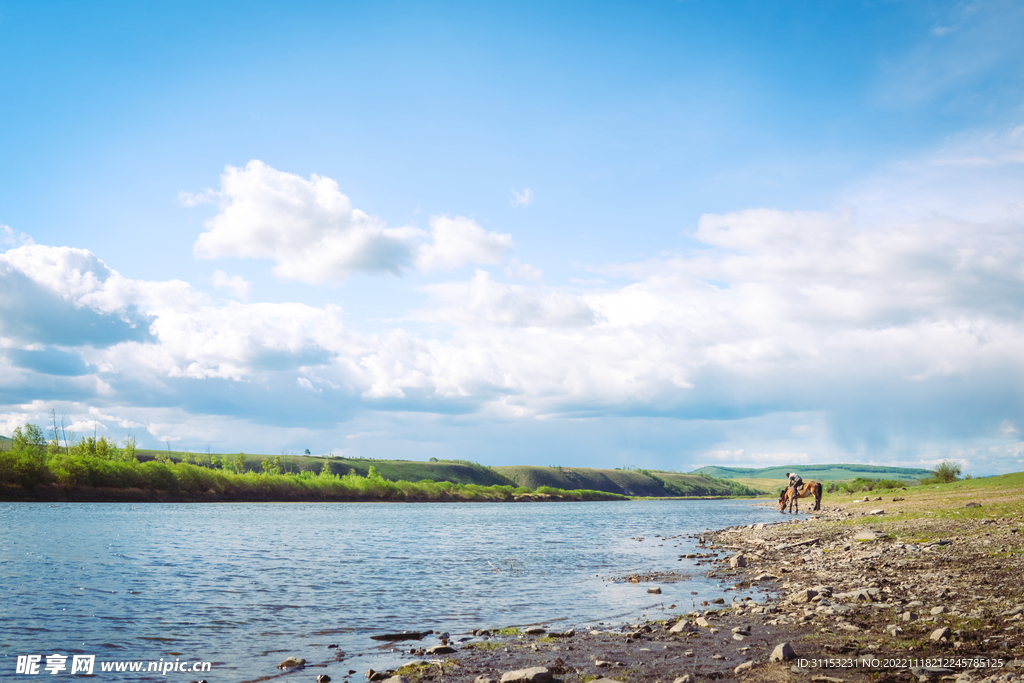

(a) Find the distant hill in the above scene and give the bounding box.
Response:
[494,466,764,497]
[0,435,11,451]
[3,441,761,497]
[690,463,931,481]
[134,451,516,487]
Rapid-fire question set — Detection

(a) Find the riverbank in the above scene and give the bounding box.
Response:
[340,477,1024,683]
[0,482,626,503]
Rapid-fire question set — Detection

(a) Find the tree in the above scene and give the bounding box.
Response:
[932,460,962,484]
[13,423,46,455]
[122,432,137,461]
[304,448,311,455]
[233,452,247,474]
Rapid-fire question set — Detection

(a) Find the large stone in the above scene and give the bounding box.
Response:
[965,502,982,508]
[500,668,552,683]
[869,509,885,516]
[930,627,952,642]
[674,676,693,683]
[770,642,796,662]
[730,554,748,568]
[648,587,662,594]
[901,611,918,622]
[475,678,498,683]
[426,646,455,655]
[734,661,754,674]
[853,531,883,541]
[524,627,546,635]
[382,678,410,683]
[710,598,725,604]
[930,606,947,615]
[669,620,695,633]
[695,617,711,628]
[791,588,818,603]
[277,658,305,670]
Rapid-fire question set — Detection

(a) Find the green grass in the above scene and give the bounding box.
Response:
[693,463,931,481]
[462,641,507,651]
[0,442,628,503]
[493,627,520,636]
[136,450,516,487]
[494,465,762,497]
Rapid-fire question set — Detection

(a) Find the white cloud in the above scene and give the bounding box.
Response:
[5,126,1024,469]
[412,270,595,328]
[504,257,543,281]
[192,160,416,283]
[415,215,513,272]
[211,270,252,301]
[189,161,517,283]
[2,225,34,246]
[510,187,534,207]
[297,377,322,393]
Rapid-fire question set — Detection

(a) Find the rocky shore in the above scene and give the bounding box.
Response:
[267,491,1024,683]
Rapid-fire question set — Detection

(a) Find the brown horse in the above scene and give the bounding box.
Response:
[779,481,823,513]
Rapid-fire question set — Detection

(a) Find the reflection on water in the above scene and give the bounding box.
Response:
[0,500,790,680]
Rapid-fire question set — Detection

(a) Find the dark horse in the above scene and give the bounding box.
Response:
[779,481,823,513]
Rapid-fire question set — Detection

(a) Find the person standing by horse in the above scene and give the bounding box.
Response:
[786,472,803,507]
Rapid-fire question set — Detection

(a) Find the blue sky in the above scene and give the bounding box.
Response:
[2,0,1024,474]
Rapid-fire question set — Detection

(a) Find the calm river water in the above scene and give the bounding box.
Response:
[1,500,795,681]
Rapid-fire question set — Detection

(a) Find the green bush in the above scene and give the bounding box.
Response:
[932,460,962,484]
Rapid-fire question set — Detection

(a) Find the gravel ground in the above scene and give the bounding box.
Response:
[288,490,1024,683]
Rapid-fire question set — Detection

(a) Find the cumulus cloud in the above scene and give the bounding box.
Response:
[192,160,416,283]
[211,270,251,301]
[0,245,154,347]
[415,215,513,272]
[413,270,596,329]
[5,126,1024,470]
[189,161,516,283]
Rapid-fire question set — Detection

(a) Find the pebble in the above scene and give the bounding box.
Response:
[500,668,552,683]
[770,642,796,661]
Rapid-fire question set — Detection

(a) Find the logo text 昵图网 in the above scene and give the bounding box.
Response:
[16,655,213,676]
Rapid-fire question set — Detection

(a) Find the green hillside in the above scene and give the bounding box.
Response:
[494,465,764,497]
[6,438,760,498]
[134,451,515,487]
[691,463,931,481]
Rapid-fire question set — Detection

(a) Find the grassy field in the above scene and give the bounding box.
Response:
[692,463,930,481]
[820,470,1024,522]
[729,477,787,494]
[494,466,762,497]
